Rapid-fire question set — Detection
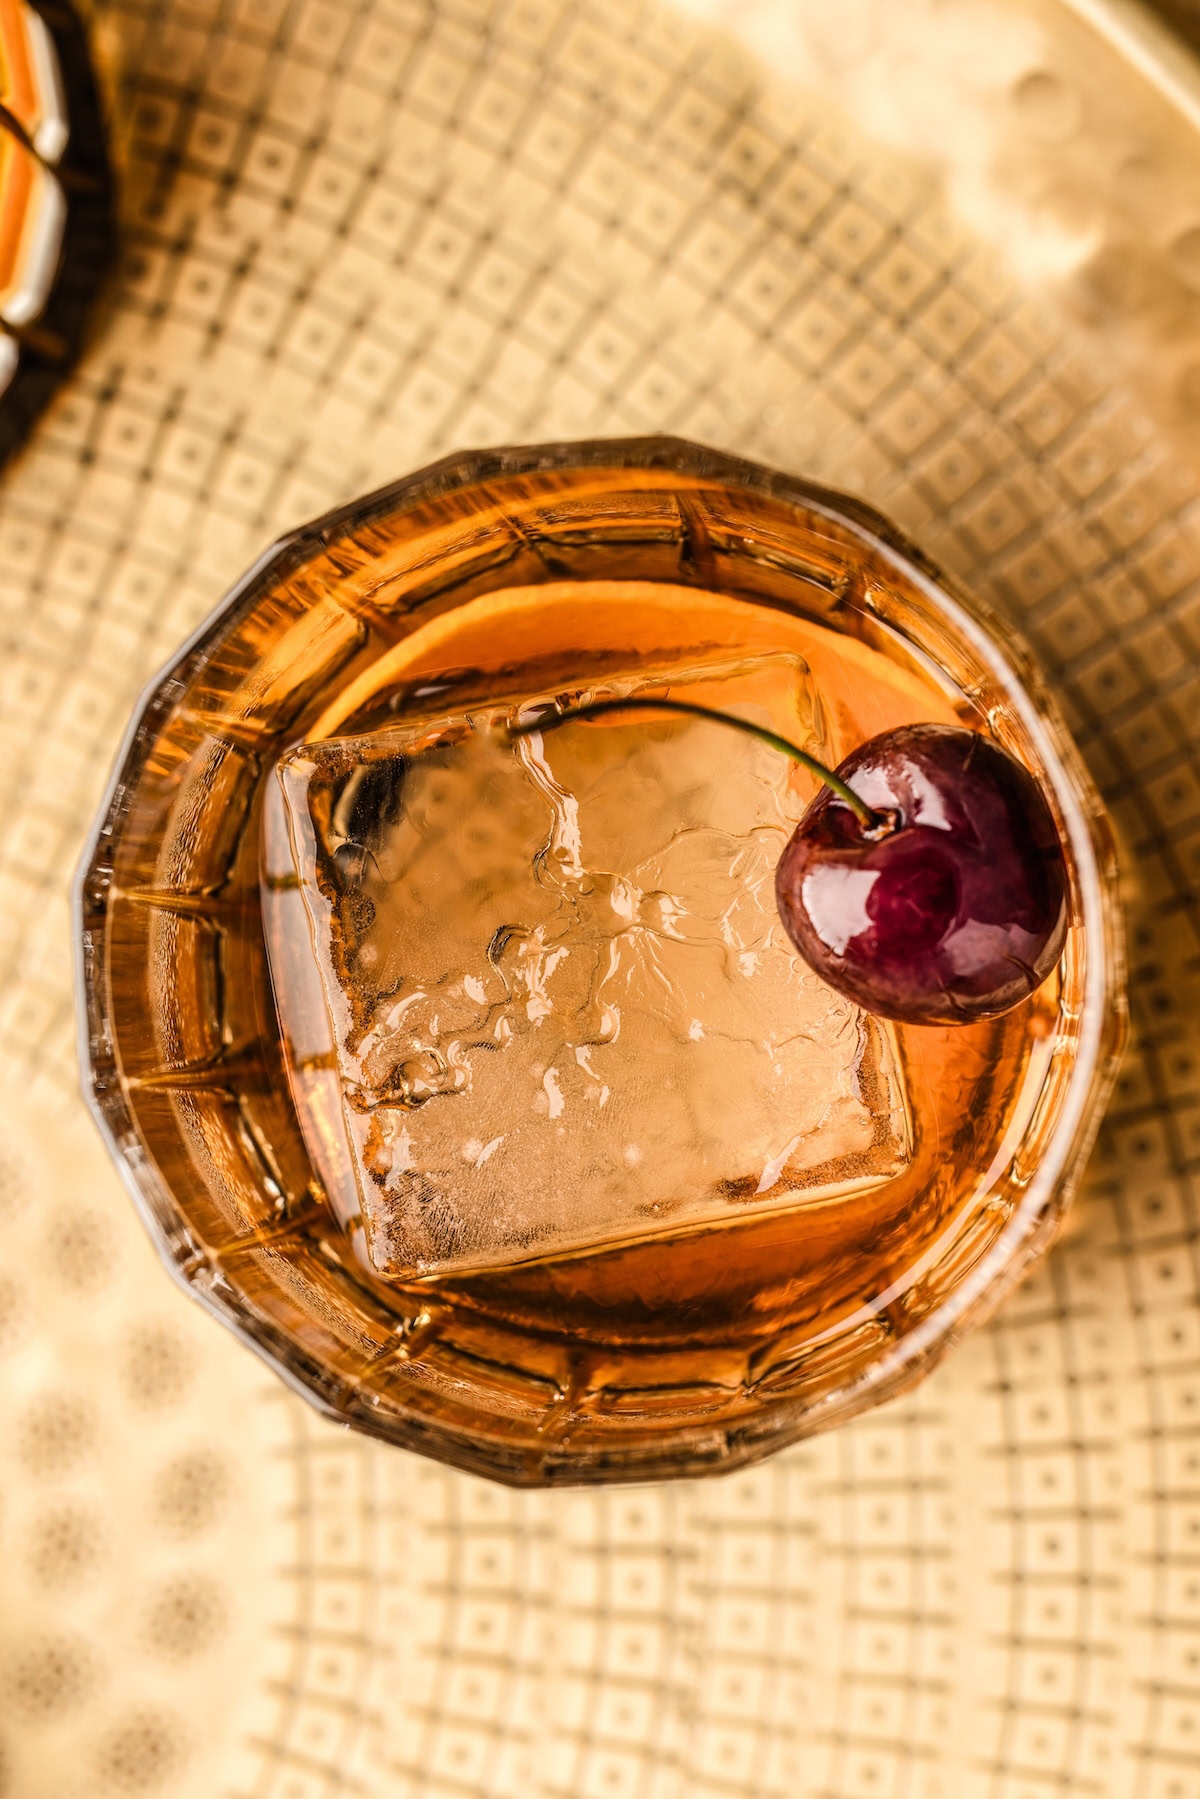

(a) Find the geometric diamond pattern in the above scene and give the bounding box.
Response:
[2,0,1200,1794]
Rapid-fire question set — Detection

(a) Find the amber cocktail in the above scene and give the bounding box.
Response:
[78,439,1123,1484]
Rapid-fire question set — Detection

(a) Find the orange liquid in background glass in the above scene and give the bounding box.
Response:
[261,575,1065,1394]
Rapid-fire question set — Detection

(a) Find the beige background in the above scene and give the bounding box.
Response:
[2,0,1200,1793]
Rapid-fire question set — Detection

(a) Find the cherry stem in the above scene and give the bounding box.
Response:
[508,697,882,829]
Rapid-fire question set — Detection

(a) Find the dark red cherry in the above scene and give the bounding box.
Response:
[774,724,1069,1026]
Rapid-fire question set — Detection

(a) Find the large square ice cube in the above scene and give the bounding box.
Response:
[264,650,912,1277]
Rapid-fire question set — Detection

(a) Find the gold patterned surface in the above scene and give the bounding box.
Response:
[1,0,1199,1792]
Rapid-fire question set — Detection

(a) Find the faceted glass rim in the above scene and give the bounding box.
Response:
[74,434,1127,1473]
